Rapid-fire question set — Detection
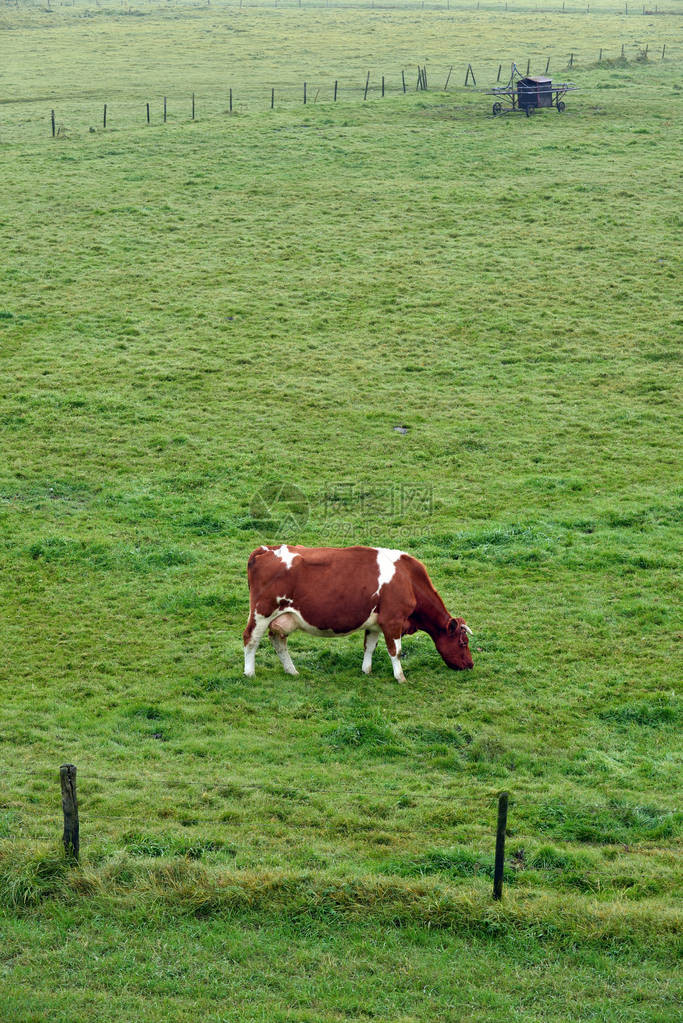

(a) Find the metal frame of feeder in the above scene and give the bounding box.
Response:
[489,63,578,117]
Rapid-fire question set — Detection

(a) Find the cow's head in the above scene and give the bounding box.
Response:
[435,617,474,670]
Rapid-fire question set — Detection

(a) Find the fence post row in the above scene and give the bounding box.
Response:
[44,48,673,136]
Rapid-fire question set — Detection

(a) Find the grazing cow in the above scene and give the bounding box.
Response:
[243,545,473,681]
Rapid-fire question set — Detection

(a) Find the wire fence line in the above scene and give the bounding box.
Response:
[0,44,672,144]
[4,0,683,15]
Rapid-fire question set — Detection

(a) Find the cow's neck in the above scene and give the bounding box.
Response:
[412,583,451,637]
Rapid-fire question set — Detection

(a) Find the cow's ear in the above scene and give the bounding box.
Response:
[447,618,457,636]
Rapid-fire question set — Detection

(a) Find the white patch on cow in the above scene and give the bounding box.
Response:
[373,548,404,596]
[272,545,300,569]
[270,606,378,639]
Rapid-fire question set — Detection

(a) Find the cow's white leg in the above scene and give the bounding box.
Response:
[270,632,298,676]
[362,630,380,675]
[269,613,299,676]
[244,613,269,677]
[385,635,405,683]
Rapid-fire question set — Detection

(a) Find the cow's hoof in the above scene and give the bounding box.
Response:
[285,668,299,677]
[244,669,255,678]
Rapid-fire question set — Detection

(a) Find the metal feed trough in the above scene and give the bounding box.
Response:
[489,63,578,117]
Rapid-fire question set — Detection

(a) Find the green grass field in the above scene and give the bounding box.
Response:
[1,2,681,1019]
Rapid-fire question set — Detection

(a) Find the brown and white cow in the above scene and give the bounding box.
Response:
[243,545,473,681]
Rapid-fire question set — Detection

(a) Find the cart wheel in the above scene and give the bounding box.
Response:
[557,100,566,113]
[492,102,502,116]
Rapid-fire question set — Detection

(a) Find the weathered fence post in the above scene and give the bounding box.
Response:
[103,103,107,129]
[60,764,79,861]
[304,81,307,104]
[621,43,625,57]
[271,87,275,108]
[192,93,195,119]
[164,96,167,122]
[444,65,453,90]
[526,58,530,75]
[51,109,55,137]
[364,71,370,100]
[545,56,550,73]
[334,79,338,101]
[497,63,502,82]
[146,101,150,124]
[402,69,406,93]
[661,44,665,59]
[381,74,385,97]
[493,791,508,900]
[229,88,233,113]
[569,52,574,67]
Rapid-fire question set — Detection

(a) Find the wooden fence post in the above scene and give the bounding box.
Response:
[334,79,338,101]
[444,65,453,90]
[401,69,406,93]
[271,88,275,108]
[526,58,530,75]
[192,93,195,119]
[497,63,502,82]
[304,81,307,104]
[103,103,107,129]
[229,88,232,113]
[661,44,665,59]
[493,791,508,900]
[569,52,574,67]
[364,71,370,100]
[51,109,55,137]
[60,764,79,861]
[146,101,150,124]
[382,74,385,97]
[164,96,167,122]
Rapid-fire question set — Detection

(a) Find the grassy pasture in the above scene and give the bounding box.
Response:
[1,1,682,1019]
